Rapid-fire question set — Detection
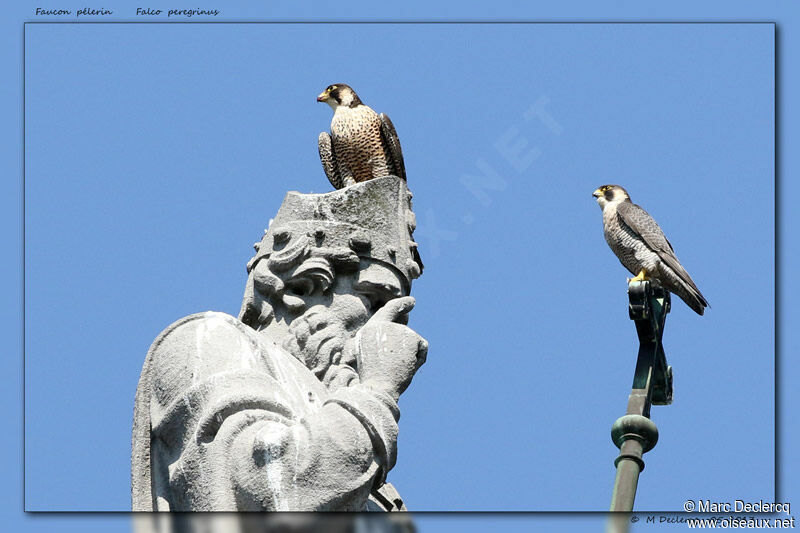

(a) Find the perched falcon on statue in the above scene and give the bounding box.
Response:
[317,83,406,189]
[593,184,709,315]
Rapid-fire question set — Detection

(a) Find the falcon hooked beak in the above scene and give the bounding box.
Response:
[316,89,330,103]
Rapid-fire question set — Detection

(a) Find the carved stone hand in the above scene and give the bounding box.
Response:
[353,296,428,402]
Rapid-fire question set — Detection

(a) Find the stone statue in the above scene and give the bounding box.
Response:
[132,176,427,512]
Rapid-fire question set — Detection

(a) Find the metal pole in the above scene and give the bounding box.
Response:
[610,413,658,511]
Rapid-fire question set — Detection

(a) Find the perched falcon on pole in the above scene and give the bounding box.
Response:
[317,83,406,189]
[593,184,709,315]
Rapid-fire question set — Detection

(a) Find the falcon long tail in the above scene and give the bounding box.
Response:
[658,264,708,316]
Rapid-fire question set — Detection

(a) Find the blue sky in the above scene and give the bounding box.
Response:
[3,2,797,532]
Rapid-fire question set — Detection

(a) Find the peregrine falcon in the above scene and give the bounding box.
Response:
[593,184,709,315]
[317,84,406,189]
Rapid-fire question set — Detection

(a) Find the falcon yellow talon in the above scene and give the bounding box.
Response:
[630,270,648,282]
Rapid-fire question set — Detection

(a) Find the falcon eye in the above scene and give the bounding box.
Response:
[329,85,337,91]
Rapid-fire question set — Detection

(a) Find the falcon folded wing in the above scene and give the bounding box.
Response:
[379,113,406,181]
[318,132,342,189]
[616,201,706,302]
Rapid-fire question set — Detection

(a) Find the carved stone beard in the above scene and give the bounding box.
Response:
[242,248,406,392]
[283,306,347,376]
[280,298,365,391]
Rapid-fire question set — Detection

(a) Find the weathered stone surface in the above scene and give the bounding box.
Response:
[132,177,427,512]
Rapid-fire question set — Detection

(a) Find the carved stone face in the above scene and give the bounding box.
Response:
[249,257,406,382]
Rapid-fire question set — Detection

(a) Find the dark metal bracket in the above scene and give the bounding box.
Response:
[609,280,674,517]
[627,280,673,414]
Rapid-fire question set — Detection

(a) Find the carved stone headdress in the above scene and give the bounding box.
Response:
[248,176,423,292]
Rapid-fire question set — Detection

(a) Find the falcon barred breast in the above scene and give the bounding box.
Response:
[317,84,406,189]
[593,184,709,315]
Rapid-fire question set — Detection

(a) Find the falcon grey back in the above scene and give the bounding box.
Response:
[592,184,709,315]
